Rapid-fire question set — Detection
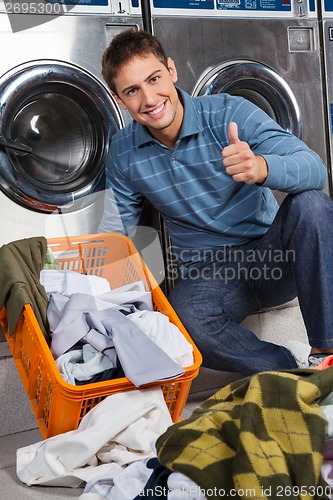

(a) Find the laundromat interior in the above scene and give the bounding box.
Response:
[1,0,333,497]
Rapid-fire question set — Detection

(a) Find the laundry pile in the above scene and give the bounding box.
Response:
[40,269,194,388]
[16,388,204,499]
[156,365,333,500]
[0,235,194,388]
[17,364,333,499]
[4,237,333,498]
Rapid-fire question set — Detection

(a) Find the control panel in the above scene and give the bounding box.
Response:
[150,0,316,18]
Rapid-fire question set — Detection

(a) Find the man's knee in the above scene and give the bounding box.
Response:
[284,190,330,212]
[282,190,332,225]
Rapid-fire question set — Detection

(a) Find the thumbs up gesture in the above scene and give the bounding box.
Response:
[227,121,241,146]
[222,122,268,185]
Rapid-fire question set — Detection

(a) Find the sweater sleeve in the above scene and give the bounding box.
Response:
[261,148,327,192]
[98,148,143,237]
[232,98,328,193]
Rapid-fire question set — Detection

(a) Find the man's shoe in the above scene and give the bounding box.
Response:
[308,353,333,369]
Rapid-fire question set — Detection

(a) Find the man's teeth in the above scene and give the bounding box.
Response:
[149,103,164,115]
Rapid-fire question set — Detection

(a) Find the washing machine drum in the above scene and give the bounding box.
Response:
[0,60,123,213]
[192,60,302,139]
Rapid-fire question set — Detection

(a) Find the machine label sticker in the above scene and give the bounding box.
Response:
[218,0,241,5]
[153,0,291,10]
[47,0,108,4]
[217,0,291,9]
[152,0,214,9]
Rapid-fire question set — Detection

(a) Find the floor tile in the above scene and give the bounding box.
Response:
[0,467,82,499]
[0,429,42,469]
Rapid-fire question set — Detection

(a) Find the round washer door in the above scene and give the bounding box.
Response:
[192,60,302,139]
[0,60,123,213]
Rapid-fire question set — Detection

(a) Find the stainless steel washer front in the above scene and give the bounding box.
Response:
[193,60,302,139]
[0,60,123,212]
[0,7,144,243]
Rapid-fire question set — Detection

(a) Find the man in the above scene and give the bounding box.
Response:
[98,29,333,375]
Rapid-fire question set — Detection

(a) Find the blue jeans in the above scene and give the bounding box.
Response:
[168,191,333,375]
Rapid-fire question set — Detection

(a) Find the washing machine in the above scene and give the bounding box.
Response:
[319,0,333,194]
[0,0,145,245]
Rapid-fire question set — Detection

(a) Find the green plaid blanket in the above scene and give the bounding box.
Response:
[156,368,333,499]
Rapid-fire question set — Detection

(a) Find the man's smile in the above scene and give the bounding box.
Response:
[145,101,166,118]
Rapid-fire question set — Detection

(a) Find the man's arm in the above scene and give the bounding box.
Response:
[221,98,328,193]
[98,151,143,236]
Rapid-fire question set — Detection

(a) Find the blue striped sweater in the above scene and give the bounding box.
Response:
[99,89,327,265]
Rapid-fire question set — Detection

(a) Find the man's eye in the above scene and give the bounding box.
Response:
[151,76,160,84]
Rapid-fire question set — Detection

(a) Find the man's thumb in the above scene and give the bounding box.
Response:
[228,122,240,144]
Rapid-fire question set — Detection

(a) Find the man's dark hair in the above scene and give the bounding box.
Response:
[101,29,169,95]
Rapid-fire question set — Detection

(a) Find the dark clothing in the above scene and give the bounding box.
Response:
[0,237,49,340]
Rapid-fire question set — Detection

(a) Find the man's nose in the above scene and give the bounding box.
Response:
[141,85,157,106]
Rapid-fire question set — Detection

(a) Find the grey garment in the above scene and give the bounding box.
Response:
[48,293,184,387]
[48,288,153,356]
[88,309,184,387]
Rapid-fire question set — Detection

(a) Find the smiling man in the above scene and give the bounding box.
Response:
[110,52,183,150]
[98,29,333,376]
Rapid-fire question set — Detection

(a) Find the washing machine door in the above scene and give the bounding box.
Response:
[0,60,123,213]
[192,60,302,139]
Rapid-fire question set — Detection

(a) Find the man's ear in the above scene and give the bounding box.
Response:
[167,57,178,84]
[111,91,128,111]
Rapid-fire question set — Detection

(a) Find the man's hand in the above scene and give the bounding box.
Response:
[222,122,268,185]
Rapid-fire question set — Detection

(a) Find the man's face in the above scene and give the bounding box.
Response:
[112,53,183,146]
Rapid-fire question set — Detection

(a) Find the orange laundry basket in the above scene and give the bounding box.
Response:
[0,233,202,439]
